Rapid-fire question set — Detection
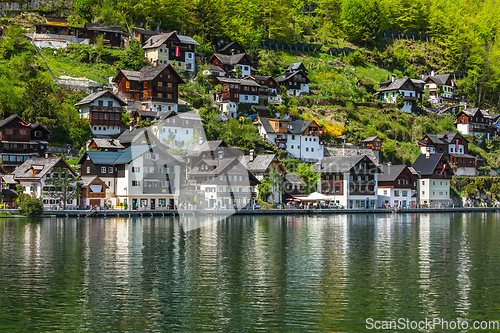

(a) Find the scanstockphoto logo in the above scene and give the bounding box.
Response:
[134,110,253,232]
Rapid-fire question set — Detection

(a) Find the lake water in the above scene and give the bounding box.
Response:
[1,213,500,332]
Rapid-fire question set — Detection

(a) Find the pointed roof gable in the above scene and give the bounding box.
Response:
[12,157,77,180]
[315,155,382,173]
[115,64,184,84]
[74,89,127,106]
[412,153,449,176]
[377,77,419,93]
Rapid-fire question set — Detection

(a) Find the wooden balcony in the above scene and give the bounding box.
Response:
[88,192,105,198]
[90,105,123,112]
[157,86,176,93]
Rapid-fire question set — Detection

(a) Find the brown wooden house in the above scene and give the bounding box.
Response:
[361,136,382,150]
[0,114,50,172]
[218,41,246,55]
[208,53,253,78]
[80,175,109,208]
[114,64,185,112]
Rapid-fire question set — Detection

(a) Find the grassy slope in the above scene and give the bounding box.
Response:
[40,49,119,83]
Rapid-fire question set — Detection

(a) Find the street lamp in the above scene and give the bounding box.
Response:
[124,186,128,210]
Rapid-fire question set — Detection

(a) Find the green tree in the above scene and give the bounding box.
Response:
[118,39,151,70]
[43,167,80,210]
[18,196,44,216]
[22,79,58,131]
[341,0,380,45]
[69,116,92,148]
[296,163,320,194]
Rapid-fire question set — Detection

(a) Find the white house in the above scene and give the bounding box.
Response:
[315,155,382,209]
[75,90,127,137]
[412,153,453,206]
[143,32,200,72]
[79,145,183,209]
[377,164,417,208]
[213,77,261,118]
[376,76,423,113]
[11,157,80,209]
[255,118,324,162]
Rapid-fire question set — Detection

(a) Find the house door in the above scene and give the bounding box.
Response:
[169,199,174,209]
[150,199,155,210]
[89,199,100,207]
[132,199,138,210]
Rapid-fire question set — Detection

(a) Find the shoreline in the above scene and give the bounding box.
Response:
[0,207,497,218]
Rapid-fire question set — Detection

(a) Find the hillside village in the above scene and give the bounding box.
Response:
[0,14,500,213]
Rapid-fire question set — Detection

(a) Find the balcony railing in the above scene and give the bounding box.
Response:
[90,105,123,112]
[143,187,176,195]
[88,192,105,198]
[157,86,176,93]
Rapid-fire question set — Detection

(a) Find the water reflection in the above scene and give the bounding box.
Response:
[1,213,500,331]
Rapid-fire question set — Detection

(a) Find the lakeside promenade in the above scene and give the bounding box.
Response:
[2,207,499,218]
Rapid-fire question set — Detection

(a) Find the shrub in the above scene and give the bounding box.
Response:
[18,196,44,217]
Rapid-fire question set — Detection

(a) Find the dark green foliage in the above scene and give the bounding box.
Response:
[43,168,80,210]
[116,40,151,71]
[18,196,44,216]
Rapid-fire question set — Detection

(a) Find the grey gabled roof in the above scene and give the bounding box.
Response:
[188,140,224,154]
[12,157,77,180]
[214,77,261,87]
[315,155,365,172]
[79,151,123,165]
[422,73,452,85]
[79,175,109,189]
[461,107,491,119]
[424,133,446,145]
[239,154,276,173]
[285,173,306,185]
[212,53,247,65]
[411,153,444,176]
[377,77,417,92]
[219,41,243,52]
[378,165,406,182]
[143,32,177,49]
[75,90,127,106]
[315,155,382,173]
[113,145,156,164]
[118,64,184,83]
[258,118,276,134]
[208,65,225,73]
[0,114,21,128]
[143,32,199,49]
[362,136,380,142]
[275,70,309,83]
[88,138,124,150]
[289,119,315,135]
[176,34,200,45]
[188,157,237,176]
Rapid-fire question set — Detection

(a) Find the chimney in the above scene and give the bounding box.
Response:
[391,74,396,82]
[198,137,204,145]
[426,150,430,159]
[250,149,255,162]
[231,49,235,55]
[431,70,435,76]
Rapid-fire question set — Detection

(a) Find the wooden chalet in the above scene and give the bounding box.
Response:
[208,53,253,78]
[131,27,160,44]
[86,138,124,152]
[361,136,382,151]
[114,64,185,109]
[79,175,109,208]
[244,75,282,105]
[0,115,50,172]
[218,41,246,55]
[456,108,493,138]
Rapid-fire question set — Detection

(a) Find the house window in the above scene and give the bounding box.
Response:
[108,101,113,107]
[168,94,172,99]
[6,129,12,135]
[167,83,172,88]
[98,100,104,106]
[143,92,148,98]
[35,131,41,138]
[132,167,140,172]
[19,129,26,135]
[291,145,294,149]
[245,96,248,100]
[108,167,113,173]
[132,181,140,186]
[158,93,163,98]
[101,167,106,173]
[126,81,130,89]
[158,82,162,87]
[86,167,90,173]
[144,82,147,89]
[383,190,387,195]
[395,191,399,196]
